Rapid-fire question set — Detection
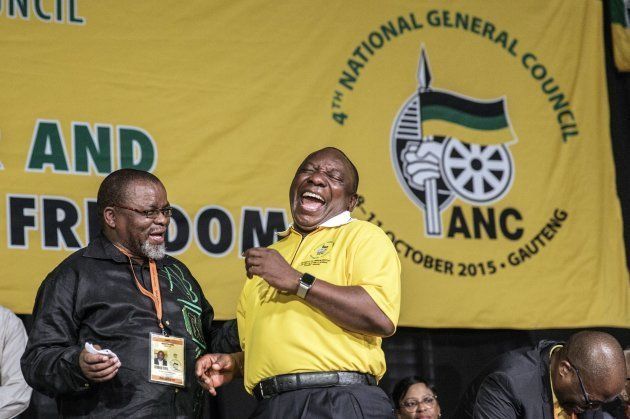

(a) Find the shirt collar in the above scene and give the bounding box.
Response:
[279,211,354,237]
[320,211,353,227]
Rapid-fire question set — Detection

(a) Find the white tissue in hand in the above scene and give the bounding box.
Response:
[85,342,119,362]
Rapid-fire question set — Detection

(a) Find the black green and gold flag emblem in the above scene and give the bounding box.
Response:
[420,90,513,144]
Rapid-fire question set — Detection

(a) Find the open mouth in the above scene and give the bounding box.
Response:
[300,191,326,212]
[148,230,166,244]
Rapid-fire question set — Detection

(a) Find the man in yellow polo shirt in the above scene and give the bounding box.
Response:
[196,147,401,418]
[452,331,626,419]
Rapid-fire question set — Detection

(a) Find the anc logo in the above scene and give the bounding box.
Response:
[391,47,517,237]
[310,241,334,259]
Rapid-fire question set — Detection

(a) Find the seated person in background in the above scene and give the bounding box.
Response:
[452,331,626,419]
[624,348,630,419]
[392,376,441,419]
[579,347,630,419]
[0,305,32,417]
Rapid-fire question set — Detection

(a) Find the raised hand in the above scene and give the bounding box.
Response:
[244,247,301,294]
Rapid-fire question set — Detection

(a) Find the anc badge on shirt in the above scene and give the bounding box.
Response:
[301,241,334,267]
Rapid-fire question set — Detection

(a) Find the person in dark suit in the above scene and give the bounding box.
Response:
[624,348,630,419]
[452,331,626,419]
[579,348,630,419]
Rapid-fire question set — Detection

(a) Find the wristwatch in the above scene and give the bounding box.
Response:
[296,273,316,299]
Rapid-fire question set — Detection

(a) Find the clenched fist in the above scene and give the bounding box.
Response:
[243,247,301,294]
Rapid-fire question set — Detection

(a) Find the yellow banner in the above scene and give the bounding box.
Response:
[1,0,628,328]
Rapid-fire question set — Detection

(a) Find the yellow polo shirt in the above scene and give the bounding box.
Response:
[236,212,401,393]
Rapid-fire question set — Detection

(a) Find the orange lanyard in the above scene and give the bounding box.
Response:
[113,243,166,335]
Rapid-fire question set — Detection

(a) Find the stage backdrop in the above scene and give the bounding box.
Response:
[1,0,628,328]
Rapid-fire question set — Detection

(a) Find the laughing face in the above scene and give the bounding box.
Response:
[109,180,170,260]
[289,148,358,235]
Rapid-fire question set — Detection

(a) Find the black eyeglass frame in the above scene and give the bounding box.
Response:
[113,204,173,219]
[400,395,438,412]
[567,358,605,411]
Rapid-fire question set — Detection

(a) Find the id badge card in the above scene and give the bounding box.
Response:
[149,332,185,387]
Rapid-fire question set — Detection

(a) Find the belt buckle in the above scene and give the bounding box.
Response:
[258,378,274,399]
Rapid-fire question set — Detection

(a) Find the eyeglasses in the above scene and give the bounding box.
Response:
[401,395,437,411]
[568,359,605,410]
[113,204,173,219]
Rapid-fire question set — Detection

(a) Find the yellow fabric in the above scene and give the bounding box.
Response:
[553,401,576,419]
[612,24,630,71]
[0,1,627,329]
[237,220,401,393]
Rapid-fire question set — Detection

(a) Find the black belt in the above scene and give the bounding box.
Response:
[253,371,376,400]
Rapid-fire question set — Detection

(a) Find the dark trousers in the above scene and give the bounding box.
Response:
[249,384,395,419]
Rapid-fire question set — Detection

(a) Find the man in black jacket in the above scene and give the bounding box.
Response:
[453,331,626,419]
[579,348,630,419]
[21,169,238,418]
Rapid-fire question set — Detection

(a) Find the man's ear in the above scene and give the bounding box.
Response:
[348,193,359,211]
[558,360,573,378]
[103,207,116,229]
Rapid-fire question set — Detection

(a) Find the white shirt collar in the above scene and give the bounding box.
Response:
[319,211,353,227]
[279,211,354,237]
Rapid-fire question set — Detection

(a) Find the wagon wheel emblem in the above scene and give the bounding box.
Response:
[441,138,513,204]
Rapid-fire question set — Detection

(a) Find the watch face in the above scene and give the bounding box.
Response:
[297,273,316,299]
[300,273,316,286]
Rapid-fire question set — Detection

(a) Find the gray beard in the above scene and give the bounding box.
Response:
[141,241,166,260]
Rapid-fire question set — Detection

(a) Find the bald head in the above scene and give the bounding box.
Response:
[564,331,625,397]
